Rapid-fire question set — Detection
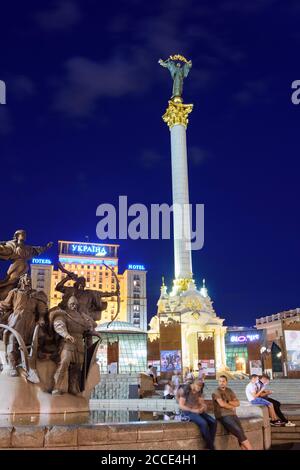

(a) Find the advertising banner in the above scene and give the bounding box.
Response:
[200,359,215,376]
[249,359,263,375]
[160,350,182,372]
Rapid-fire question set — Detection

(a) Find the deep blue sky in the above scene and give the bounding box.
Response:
[1,0,300,327]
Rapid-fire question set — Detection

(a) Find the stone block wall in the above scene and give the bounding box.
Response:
[0,417,266,450]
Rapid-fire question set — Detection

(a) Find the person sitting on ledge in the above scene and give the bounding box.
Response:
[178,379,217,450]
[212,375,253,450]
[163,380,175,399]
[245,374,281,426]
[147,364,158,386]
[257,374,295,427]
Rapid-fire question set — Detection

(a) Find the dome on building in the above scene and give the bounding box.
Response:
[96,320,145,333]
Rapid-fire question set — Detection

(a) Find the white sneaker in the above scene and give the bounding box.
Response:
[285,421,296,427]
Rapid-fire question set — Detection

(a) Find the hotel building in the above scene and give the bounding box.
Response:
[31,240,147,331]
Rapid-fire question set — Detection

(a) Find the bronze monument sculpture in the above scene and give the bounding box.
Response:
[158,54,192,101]
[0,233,120,415]
[0,230,52,300]
[0,274,47,377]
[50,296,100,396]
[56,261,119,322]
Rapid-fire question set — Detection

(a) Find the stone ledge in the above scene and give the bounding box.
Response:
[108,425,138,443]
[0,415,267,450]
[0,428,12,448]
[11,427,45,449]
[44,426,78,448]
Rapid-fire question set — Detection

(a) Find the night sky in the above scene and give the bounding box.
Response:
[1,0,300,327]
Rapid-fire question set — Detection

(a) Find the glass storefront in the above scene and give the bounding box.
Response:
[226,346,248,372]
[96,321,147,374]
[225,327,264,373]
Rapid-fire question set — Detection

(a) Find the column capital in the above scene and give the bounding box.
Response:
[162,100,193,129]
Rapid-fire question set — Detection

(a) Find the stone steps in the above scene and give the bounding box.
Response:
[202,380,300,404]
[271,412,300,445]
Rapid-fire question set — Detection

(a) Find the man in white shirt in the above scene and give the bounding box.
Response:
[245,374,281,426]
[257,374,295,427]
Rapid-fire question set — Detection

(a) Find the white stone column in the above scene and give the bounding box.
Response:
[214,327,223,371]
[163,99,193,284]
[220,329,227,368]
[170,123,193,280]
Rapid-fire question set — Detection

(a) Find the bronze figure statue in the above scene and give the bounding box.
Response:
[49,296,99,395]
[159,54,192,100]
[0,273,48,376]
[0,230,53,300]
[55,262,119,322]
[0,234,122,412]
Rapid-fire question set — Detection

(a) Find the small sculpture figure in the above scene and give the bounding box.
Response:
[55,262,119,322]
[159,55,192,100]
[50,296,99,395]
[0,274,47,376]
[0,230,53,300]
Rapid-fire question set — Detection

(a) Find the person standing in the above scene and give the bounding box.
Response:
[257,374,295,427]
[212,375,253,450]
[171,370,181,394]
[184,367,195,383]
[245,374,281,426]
[178,380,217,450]
[198,362,206,381]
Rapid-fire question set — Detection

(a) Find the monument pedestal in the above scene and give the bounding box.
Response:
[0,374,89,415]
[0,340,100,414]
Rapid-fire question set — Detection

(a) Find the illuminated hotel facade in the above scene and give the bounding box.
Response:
[31,240,147,331]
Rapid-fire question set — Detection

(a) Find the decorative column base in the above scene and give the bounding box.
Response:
[171,277,195,296]
[162,100,193,128]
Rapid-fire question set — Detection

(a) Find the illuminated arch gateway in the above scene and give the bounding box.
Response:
[148,56,227,375]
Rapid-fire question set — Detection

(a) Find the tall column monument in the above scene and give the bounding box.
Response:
[159,54,194,293]
[148,55,227,374]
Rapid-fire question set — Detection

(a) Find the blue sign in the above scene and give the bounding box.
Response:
[71,244,107,256]
[128,264,145,271]
[31,258,52,265]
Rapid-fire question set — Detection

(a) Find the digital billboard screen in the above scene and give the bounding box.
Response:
[285,330,300,372]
